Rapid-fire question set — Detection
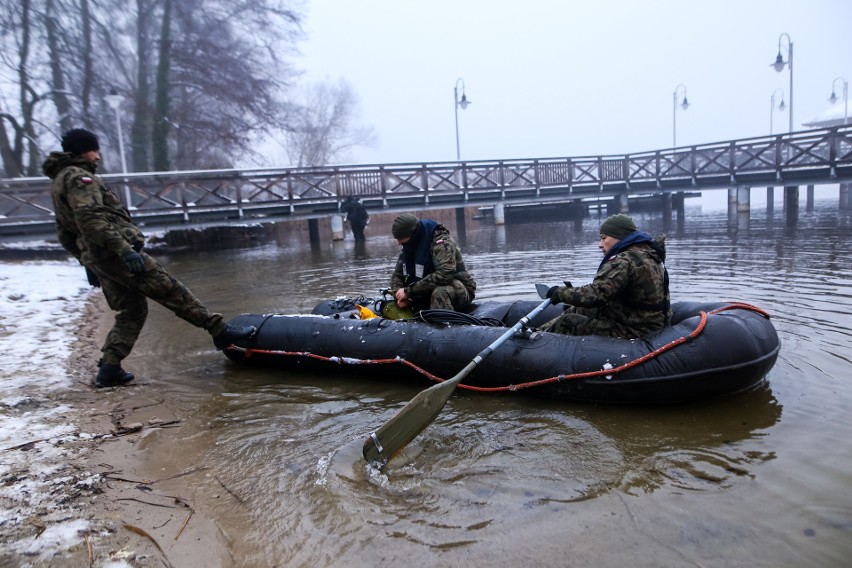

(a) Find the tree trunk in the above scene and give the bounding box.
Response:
[131,0,153,172]
[80,0,94,123]
[44,0,75,135]
[152,0,172,171]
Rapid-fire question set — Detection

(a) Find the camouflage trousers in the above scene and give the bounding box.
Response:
[88,252,223,365]
[415,280,474,311]
[538,311,631,338]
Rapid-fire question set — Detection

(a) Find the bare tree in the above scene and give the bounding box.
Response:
[0,0,376,177]
[284,79,376,167]
[0,0,41,176]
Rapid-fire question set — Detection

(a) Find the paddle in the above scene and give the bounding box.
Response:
[362,295,554,466]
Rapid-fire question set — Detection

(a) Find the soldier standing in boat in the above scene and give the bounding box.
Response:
[541,213,670,338]
[389,213,476,312]
[42,128,256,388]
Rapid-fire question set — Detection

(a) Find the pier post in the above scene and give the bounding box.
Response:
[455,207,467,235]
[767,186,774,216]
[493,203,506,225]
[727,188,737,230]
[618,193,629,214]
[331,214,345,241]
[737,186,751,231]
[806,185,814,212]
[785,186,799,227]
[840,183,849,211]
[308,218,321,246]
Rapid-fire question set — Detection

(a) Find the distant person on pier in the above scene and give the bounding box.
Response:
[42,128,256,388]
[341,195,369,241]
[540,213,670,338]
[389,213,476,312]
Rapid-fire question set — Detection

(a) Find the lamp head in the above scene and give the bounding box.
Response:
[104,89,124,111]
[680,97,690,111]
[778,99,786,111]
[771,53,786,73]
[829,91,838,105]
[458,94,470,110]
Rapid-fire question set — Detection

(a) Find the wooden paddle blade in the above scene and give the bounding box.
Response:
[535,283,552,299]
[363,376,462,465]
[362,298,552,468]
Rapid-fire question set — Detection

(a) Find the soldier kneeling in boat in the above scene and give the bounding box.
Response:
[389,213,476,313]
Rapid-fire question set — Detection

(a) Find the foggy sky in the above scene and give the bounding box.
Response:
[296,0,848,158]
[292,0,851,209]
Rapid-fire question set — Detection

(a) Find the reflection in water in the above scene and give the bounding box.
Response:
[130,203,852,567]
[606,385,782,494]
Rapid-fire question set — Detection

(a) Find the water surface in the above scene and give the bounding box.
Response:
[129,203,852,567]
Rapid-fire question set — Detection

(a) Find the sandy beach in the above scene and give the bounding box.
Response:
[1,258,228,568]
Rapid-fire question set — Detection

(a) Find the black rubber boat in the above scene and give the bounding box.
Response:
[220,298,780,404]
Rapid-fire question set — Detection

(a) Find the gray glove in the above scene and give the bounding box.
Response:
[122,251,145,273]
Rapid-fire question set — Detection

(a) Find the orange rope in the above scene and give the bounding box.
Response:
[230,303,770,394]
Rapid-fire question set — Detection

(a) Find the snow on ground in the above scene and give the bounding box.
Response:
[0,258,104,559]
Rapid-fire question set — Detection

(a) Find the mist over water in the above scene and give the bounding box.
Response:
[129,202,852,567]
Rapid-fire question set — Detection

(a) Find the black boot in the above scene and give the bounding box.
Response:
[95,363,135,388]
[213,323,257,350]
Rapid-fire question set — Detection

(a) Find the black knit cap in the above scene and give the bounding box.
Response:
[61,129,100,155]
[600,214,637,240]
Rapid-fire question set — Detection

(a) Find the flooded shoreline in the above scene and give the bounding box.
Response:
[115,203,851,566]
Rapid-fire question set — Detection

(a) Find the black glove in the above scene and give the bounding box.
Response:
[85,267,100,288]
[122,251,146,274]
[546,285,560,304]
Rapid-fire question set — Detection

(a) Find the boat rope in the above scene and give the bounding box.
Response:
[415,309,503,327]
[229,302,769,393]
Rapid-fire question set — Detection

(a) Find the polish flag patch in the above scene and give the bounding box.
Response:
[80,176,93,183]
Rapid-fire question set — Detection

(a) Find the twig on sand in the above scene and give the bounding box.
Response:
[149,465,207,485]
[172,508,195,547]
[123,522,173,568]
[116,497,182,509]
[215,475,248,505]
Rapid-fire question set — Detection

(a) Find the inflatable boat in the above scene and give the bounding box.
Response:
[220,297,780,404]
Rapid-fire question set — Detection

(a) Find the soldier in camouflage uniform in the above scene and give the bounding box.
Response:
[42,129,255,388]
[389,213,476,312]
[540,214,670,338]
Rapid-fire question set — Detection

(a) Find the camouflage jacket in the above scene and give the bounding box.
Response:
[553,235,669,337]
[390,224,476,300]
[42,152,144,264]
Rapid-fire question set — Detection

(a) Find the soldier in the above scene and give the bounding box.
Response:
[340,195,369,242]
[540,213,670,338]
[42,128,256,388]
[389,213,476,312]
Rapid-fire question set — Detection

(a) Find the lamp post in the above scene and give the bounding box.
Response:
[672,84,690,147]
[828,76,848,126]
[770,88,786,135]
[454,78,471,161]
[104,89,131,207]
[770,33,793,133]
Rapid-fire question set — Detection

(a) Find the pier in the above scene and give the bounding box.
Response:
[2,125,851,242]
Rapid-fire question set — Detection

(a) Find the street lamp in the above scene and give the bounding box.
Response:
[454,78,471,160]
[672,84,690,147]
[770,88,786,135]
[828,76,848,126]
[104,89,131,207]
[770,33,793,133]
